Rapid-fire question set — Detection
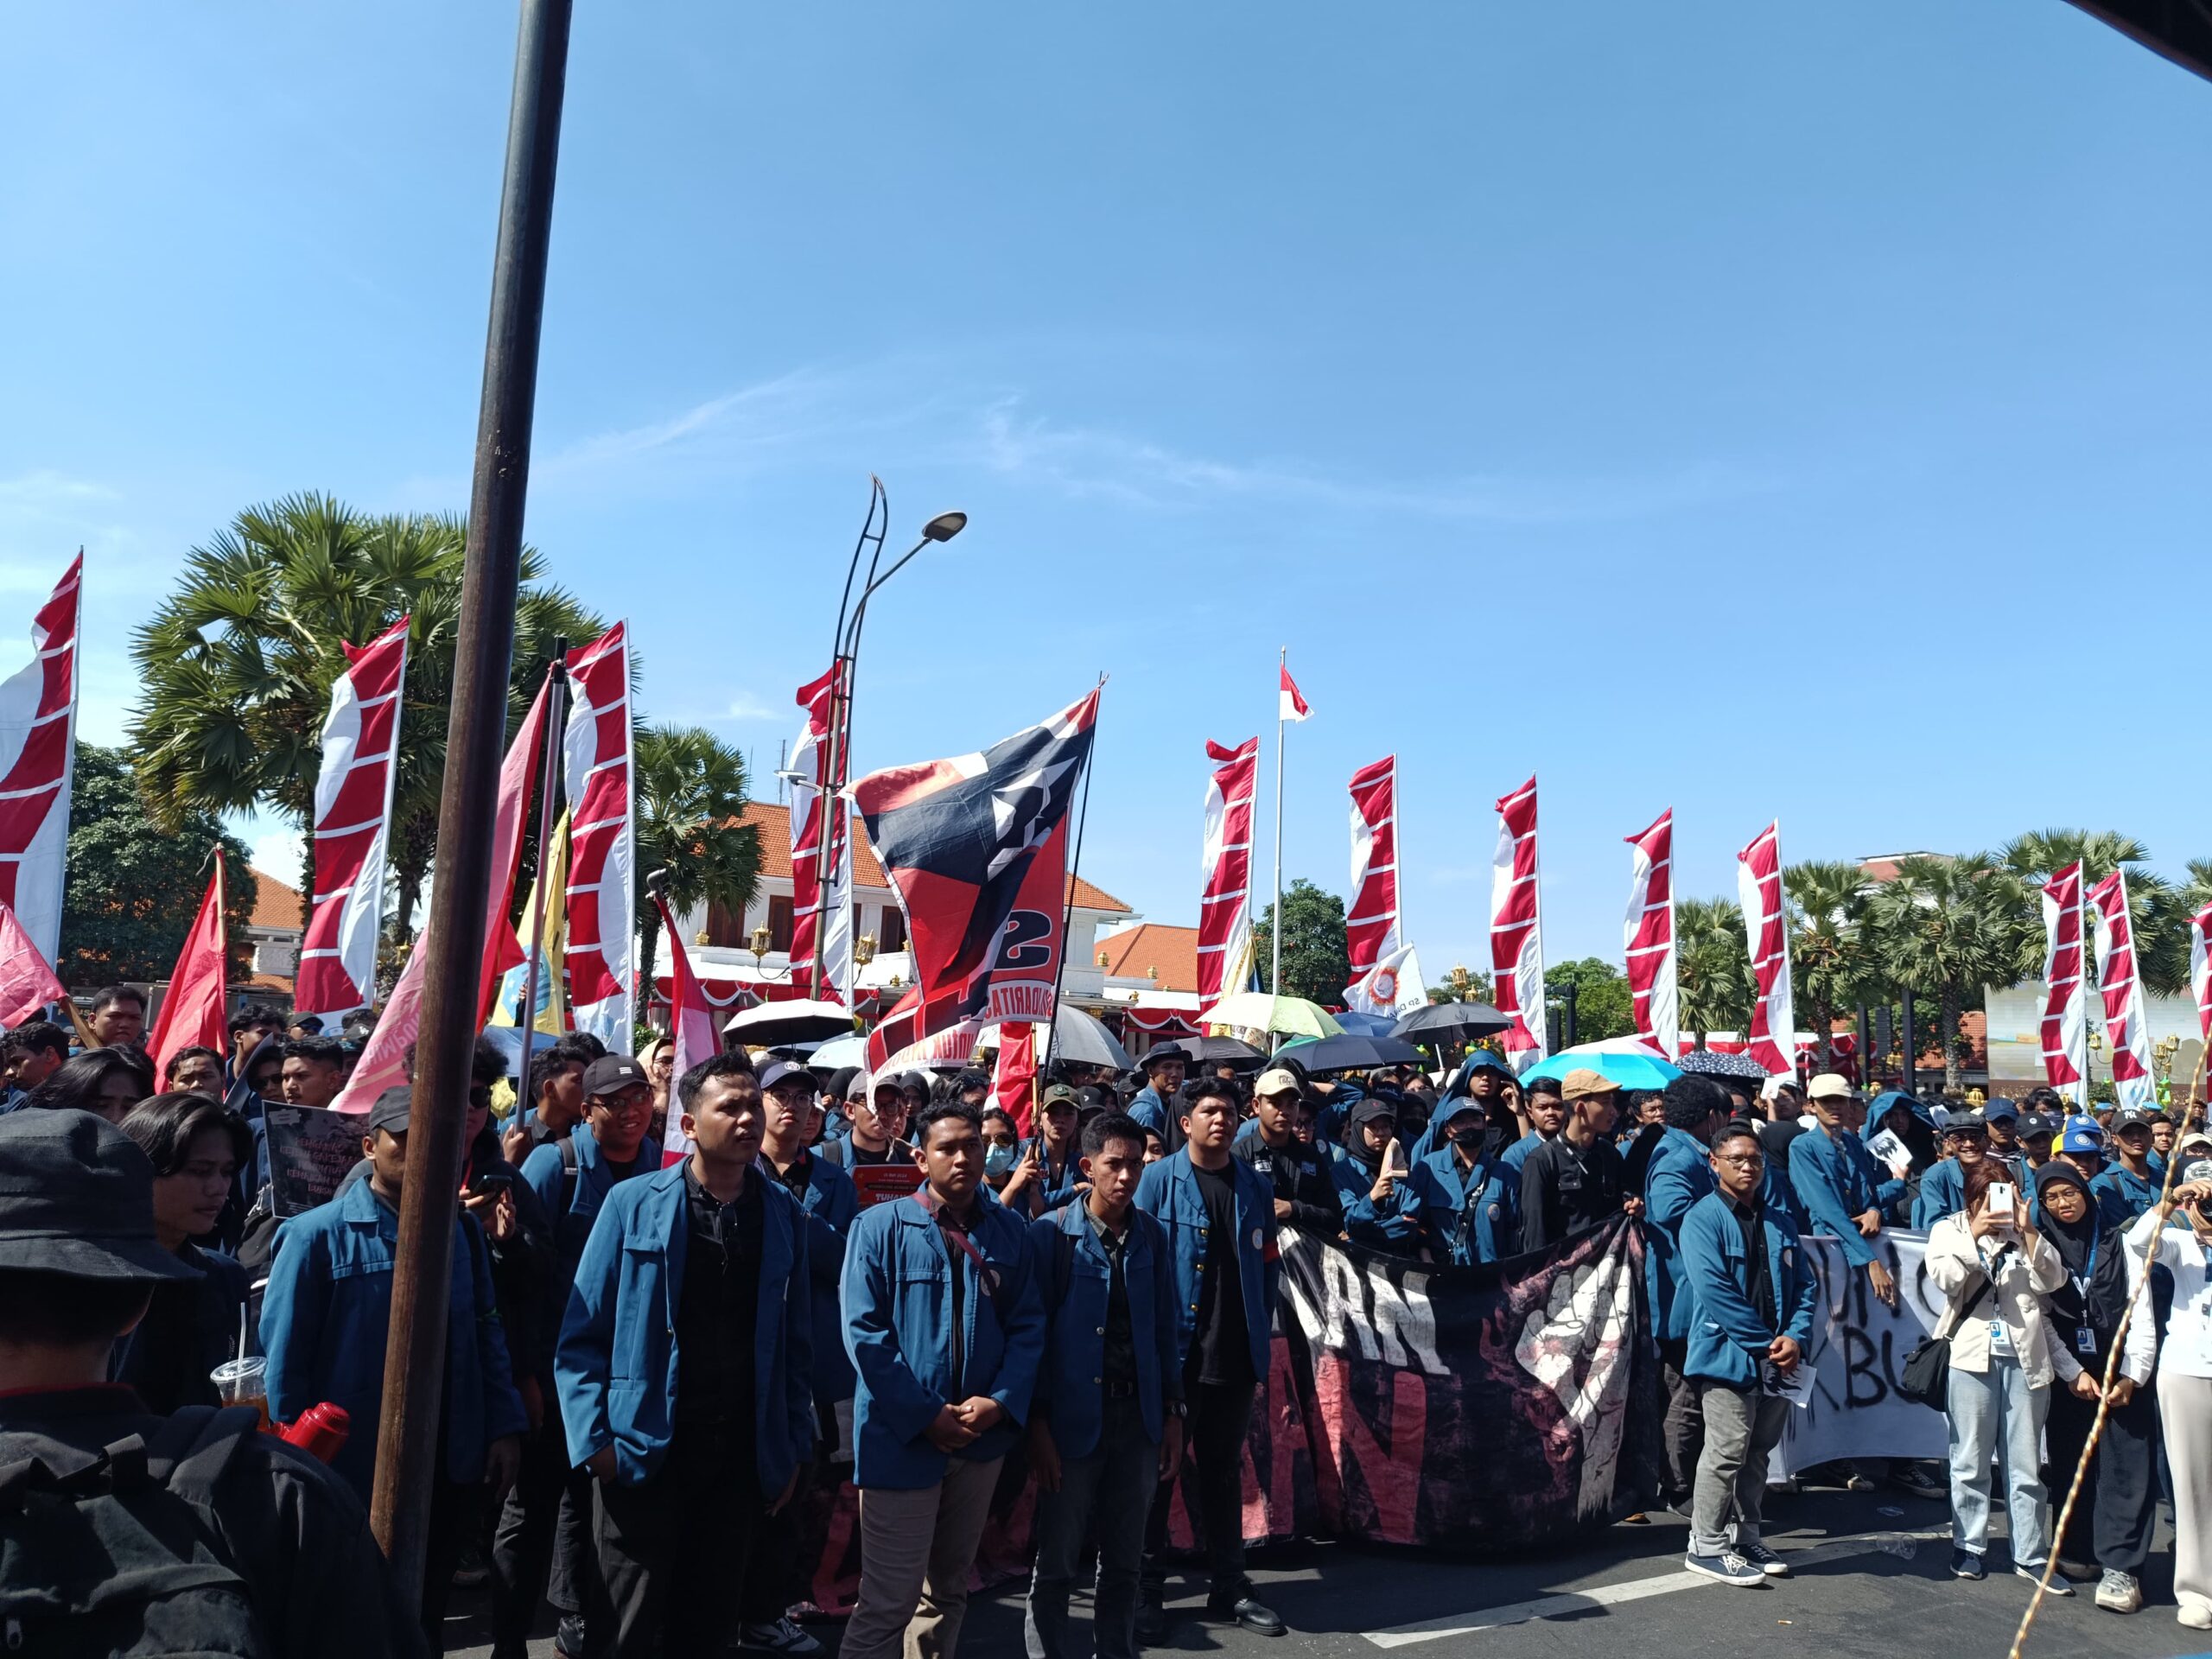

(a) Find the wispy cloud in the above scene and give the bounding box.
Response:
[717,692,781,723]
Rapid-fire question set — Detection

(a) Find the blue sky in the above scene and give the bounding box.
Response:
[4,3,2208,977]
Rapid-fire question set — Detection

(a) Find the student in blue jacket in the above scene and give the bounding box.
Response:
[1913,1114,1987,1230]
[1126,1042,1188,1141]
[261,1086,526,1648]
[520,1053,664,1281]
[839,1097,1046,1659]
[1479,1075,1567,1259]
[1411,1095,1497,1264]
[2092,1109,2164,1225]
[1679,1120,1819,1587]
[555,1055,813,1659]
[1135,1076,1286,1641]
[1025,1111,1186,1659]
[1643,1076,1727,1509]
[1335,1096,1424,1251]
[1789,1076,1899,1310]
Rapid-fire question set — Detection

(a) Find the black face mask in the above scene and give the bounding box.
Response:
[1446,1122,1485,1148]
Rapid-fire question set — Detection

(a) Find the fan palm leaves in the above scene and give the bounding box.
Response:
[1864,855,2033,1089]
[1785,860,1872,1071]
[1676,895,1751,1046]
[1999,829,2185,995]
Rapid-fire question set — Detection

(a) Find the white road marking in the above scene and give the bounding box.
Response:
[1359,1529,1945,1648]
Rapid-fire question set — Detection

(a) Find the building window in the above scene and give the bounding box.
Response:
[768,895,795,954]
[877,904,906,953]
[703,898,747,949]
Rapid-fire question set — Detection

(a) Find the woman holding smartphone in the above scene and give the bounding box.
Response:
[1925,1157,2086,1589]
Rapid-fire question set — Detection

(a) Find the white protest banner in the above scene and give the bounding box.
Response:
[1775,1230,1949,1475]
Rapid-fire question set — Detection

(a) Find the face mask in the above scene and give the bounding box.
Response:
[1448,1123,1485,1147]
[983,1142,1017,1177]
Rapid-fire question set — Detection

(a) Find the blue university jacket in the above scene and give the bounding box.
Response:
[1334,1154,1424,1250]
[1679,1191,1819,1389]
[1127,1086,1172,1139]
[1789,1124,1881,1267]
[262,1179,528,1497]
[1912,1157,1967,1230]
[521,1122,664,1283]
[1135,1153,1279,1381]
[2091,1163,2160,1228]
[841,1192,1046,1490]
[1411,1143,1498,1264]
[1479,1130,1549,1261]
[782,1149,860,1404]
[1846,1128,1908,1215]
[1027,1203,1181,1458]
[555,1161,813,1496]
[1643,1127,1717,1343]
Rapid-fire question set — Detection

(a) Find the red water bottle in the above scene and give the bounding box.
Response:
[278,1402,352,1465]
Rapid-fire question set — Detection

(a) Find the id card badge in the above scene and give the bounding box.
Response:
[2075,1326,2097,1356]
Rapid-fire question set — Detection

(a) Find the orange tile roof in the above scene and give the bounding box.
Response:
[248,868,305,933]
[1095,923,1199,992]
[733,802,1130,913]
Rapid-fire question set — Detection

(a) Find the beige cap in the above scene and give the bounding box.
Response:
[1806,1072,1858,1102]
[1254,1067,1302,1098]
[1560,1067,1621,1103]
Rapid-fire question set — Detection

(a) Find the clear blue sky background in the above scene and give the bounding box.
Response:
[4,3,2207,978]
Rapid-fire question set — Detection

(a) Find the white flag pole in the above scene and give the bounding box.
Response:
[1272,646,1286,998]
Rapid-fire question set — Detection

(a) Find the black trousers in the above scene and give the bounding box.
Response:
[1143,1379,1253,1601]
[1657,1338,1706,1505]
[590,1421,763,1659]
[2045,1379,2159,1575]
[489,1405,594,1655]
[423,1475,483,1654]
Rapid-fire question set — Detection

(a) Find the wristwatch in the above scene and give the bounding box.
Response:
[1165,1400,1189,1420]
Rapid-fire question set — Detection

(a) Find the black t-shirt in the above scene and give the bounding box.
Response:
[1189,1160,1254,1389]
[1518,1135,1625,1254]
[673,1164,764,1428]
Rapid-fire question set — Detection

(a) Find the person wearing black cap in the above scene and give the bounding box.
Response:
[260,1085,527,1648]
[1336,1095,1422,1251]
[1913,1112,1987,1230]
[0,1109,419,1656]
[2093,1109,2164,1226]
[1128,1041,1187,1142]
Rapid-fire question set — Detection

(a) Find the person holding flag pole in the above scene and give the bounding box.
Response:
[1272,652,1309,998]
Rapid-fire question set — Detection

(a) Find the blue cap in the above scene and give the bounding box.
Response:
[1982,1097,2019,1122]
[2058,1115,2106,1154]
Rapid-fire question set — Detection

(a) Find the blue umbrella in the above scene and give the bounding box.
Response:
[1522,1042,1682,1091]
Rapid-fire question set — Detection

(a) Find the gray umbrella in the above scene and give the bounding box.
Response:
[1389,1001,1513,1045]
[1033,1006,1135,1072]
[1675,1048,1769,1081]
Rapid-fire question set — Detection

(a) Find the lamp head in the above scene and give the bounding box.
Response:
[921,512,967,543]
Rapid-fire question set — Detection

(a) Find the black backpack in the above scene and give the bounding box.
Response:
[0,1404,271,1656]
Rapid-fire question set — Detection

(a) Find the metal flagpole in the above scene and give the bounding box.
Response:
[370,0,572,1614]
[1045,676,1106,1073]
[1272,647,1285,998]
[512,644,569,1111]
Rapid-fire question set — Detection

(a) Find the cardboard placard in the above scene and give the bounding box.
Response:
[263,1105,366,1217]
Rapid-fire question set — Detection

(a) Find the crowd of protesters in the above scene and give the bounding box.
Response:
[2,992,2210,1656]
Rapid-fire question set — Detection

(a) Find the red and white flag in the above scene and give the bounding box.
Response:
[788,662,854,1003]
[2190,901,2212,1043]
[149,849,230,1077]
[0,556,80,965]
[2088,870,2156,1112]
[994,1022,1039,1135]
[563,625,638,1049]
[1736,822,1796,1081]
[336,679,551,1111]
[1345,755,1401,976]
[295,617,409,1015]
[0,899,67,1029]
[1623,810,1679,1059]
[2038,861,2088,1103]
[1279,663,1310,723]
[1344,939,1426,1019]
[652,886,721,1167]
[1488,777,1545,1068]
[1197,738,1257,1004]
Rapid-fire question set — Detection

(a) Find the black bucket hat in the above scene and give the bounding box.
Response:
[0,1109,201,1282]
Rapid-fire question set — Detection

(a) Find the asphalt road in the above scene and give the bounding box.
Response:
[443,1484,2205,1659]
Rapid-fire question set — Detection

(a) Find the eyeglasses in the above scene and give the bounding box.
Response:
[1713,1152,1765,1168]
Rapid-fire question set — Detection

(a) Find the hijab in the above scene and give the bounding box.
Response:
[1344,1097,1397,1172]
[2034,1160,2126,1328]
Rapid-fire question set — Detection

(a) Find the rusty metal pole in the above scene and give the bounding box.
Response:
[369,0,574,1615]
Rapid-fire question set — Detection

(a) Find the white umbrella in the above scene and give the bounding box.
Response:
[804,1032,868,1071]
[721,998,855,1046]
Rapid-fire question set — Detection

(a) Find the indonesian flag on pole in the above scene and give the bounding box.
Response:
[1623,810,1679,1059]
[1197,738,1257,1004]
[1345,755,1400,976]
[2038,861,2089,1103]
[0,899,67,1029]
[1279,664,1310,722]
[149,849,230,1077]
[994,1023,1039,1135]
[788,662,854,1004]
[2088,870,2157,1111]
[295,617,409,1015]
[2190,901,2212,1043]
[1736,822,1796,1081]
[1488,777,1546,1068]
[563,625,638,1049]
[335,679,550,1112]
[652,886,721,1167]
[0,556,81,966]
[1344,939,1426,1019]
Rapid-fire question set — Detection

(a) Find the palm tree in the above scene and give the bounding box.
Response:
[1865,855,2033,1090]
[1998,829,2185,995]
[127,494,606,946]
[1675,896,1750,1047]
[633,725,760,1000]
[1785,861,1872,1071]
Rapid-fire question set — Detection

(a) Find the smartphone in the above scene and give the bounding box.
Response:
[1987,1181,2017,1224]
[467,1168,515,1198]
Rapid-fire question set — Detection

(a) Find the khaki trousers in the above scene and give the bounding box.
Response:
[842,1455,1005,1659]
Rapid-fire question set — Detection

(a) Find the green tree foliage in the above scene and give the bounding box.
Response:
[1999,829,2185,995]
[1544,957,1634,1043]
[1251,879,1352,1005]
[1427,964,1496,1005]
[1676,896,1751,1044]
[632,726,760,996]
[60,746,258,988]
[1866,855,2035,1090]
[1785,861,1872,1071]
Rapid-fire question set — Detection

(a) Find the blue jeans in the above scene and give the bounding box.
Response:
[1028,1397,1160,1659]
[1946,1355,2050,1564]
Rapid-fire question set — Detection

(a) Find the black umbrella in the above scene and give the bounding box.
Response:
[1279,1033,1425,1074]
[1389,1001,1512,1045]
[1676,1048,1769,1081]
[1177,1034,1267,1069]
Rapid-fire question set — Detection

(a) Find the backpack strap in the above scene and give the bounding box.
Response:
[559,1132,582,1216]
[138,1405,262,1497]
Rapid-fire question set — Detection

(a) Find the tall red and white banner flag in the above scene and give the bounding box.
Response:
[1488,777,1545,1068]
[295,617,409,1015]
[2038,861,2088,1103]
[1198,738,1257,1004]
[2190,901,2212,1043]
[788,662,854,1003]
[1623,810,1679,1059]
[0,899,67,1029]
[336,681,550,1111]
[0,556,80,965]
[149,849,230,1077]
[1736,822,1796,1081]
[564,625,638,1049]
[651,887,721,1167]
[994,1023,1039,1135]
[2088,870,2157,1111]
[1345,755,1401,976]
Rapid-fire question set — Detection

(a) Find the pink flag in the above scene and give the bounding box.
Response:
[788,662,854,1004]
[296,617,410,1014]
[2088,871,2156,1111]
[1488,777,1545,1067]
[0,899,67,1028]
[1345,755,1401,976]
[652,887,721,1168]
[994,1023,1038,1135]
[334,680,550,1112]
[1736,822,1796,1081]
[1278,663,1310,722]
[149,849,229,1077]
[1197,738,1257,1005]
[563,626,638,1047]
[1623,810,1678,1059]
[2190,901,2212,1044]
[2038,861,2088,1103]
[0,556,81,965]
